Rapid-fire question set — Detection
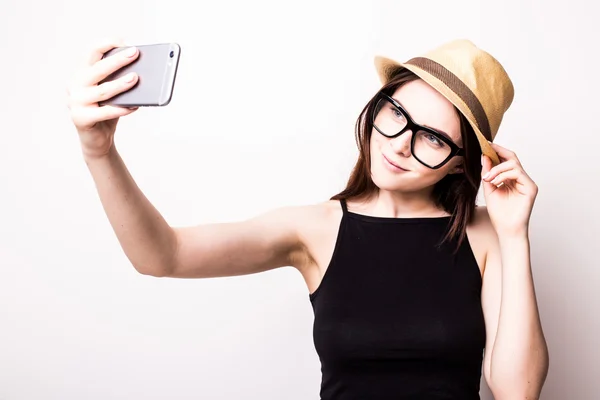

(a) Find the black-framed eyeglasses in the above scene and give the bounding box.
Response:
[372,93,464,169]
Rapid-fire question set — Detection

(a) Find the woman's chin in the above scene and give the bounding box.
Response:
[372,171,408,191]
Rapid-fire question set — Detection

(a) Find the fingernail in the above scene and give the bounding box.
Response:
[124,72,136,82]
[483,172,490,180]
[124,46,137,57]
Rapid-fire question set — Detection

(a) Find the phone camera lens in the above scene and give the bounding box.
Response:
[169,50,174,58]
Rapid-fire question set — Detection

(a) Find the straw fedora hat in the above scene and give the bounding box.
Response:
[374,39,514,166]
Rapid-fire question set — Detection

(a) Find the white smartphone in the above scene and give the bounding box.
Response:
[98,43,181,107]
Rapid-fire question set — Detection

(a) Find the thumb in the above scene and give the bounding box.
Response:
[481,154,495,195]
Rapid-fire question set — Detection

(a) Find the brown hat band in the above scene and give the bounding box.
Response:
[405,57,492,142]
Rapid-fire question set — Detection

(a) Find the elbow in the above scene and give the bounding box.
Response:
[131,235,180,277]
[489,384,543,400]
[491,390,545,400]
[488,358,549,400]
[132,261,173,277]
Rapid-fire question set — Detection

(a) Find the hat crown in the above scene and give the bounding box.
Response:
[417,39,514,137]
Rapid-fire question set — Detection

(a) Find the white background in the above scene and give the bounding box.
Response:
[1,0,598,399]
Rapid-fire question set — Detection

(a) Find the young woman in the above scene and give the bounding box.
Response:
[66,38,549,399]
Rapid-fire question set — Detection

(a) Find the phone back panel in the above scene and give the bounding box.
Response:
[99,43,180,107]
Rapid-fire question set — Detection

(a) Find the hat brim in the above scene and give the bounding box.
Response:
[374,56,500,166]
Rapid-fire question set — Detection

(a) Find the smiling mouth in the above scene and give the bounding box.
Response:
[383,154,409,171]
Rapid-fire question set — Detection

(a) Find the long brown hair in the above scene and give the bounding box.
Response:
[330,69,483,252]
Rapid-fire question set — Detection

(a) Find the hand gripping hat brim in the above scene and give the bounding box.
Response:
[374,39,514,166]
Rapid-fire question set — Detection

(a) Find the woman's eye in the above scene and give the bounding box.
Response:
[391,108,404,120]
[425,134,442,146]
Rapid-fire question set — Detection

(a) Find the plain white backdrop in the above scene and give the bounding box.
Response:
[1,0,598,399]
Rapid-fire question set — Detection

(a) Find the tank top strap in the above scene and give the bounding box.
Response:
[339,198,348,215]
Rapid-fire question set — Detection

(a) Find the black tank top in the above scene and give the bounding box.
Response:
[310,199,486,399]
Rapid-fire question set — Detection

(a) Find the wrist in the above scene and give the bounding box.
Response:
[497,232,530,248]
[494,223,530,240]
[82,144,119,165]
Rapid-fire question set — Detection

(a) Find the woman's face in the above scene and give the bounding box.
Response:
[370,79,465,193]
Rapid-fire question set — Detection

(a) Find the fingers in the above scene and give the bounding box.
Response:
[481,154,538,197]
[486,168,538,196]
[481,155,514,194]
[481,152,493,175]
[482,159,519,183]
[70,72,138,106]
[69,38,139,90]
[85,37,127,66]
[67,38,139,105]
[488,169,520,188]
[489,141,521,163]
[67,39,141,132]
[482,156,523,190]
[481,142,538,198]
[81,45,139,87]
[481,155,497,192]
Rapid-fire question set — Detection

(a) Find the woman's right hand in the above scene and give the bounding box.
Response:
[67,38,140,160]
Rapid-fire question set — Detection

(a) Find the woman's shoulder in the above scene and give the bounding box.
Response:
[282,199,341,219]
[269,200,342,245]
[469,205,497,236]
[281,199,344,273]
[290,199,343,232]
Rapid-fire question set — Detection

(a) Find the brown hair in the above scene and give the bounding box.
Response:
[330,69,483,252]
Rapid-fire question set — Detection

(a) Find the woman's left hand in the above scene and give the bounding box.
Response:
[481,142,538,237]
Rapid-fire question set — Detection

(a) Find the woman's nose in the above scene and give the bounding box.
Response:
[389,130,412,157]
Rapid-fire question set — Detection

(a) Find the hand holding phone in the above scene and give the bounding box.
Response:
[98,43,181,107]
[66,39,181,160]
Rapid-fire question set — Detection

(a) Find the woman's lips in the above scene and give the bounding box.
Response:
[383,154,409,172]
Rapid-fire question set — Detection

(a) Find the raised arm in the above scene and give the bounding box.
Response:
[68,38,308,278]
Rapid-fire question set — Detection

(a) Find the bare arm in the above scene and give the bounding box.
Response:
[69,39,307,279]
[478,144,549,399]
[479,207,549,399]
[84,146,177,276]
[84,146,306,278]
[169,206,304,279]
